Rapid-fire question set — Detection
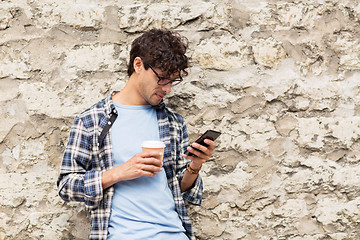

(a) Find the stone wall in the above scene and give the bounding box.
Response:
[1,0,360,239]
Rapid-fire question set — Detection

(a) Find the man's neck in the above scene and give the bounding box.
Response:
[112,77,148,106]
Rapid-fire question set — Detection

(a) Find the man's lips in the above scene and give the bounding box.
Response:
[156,93,165,100]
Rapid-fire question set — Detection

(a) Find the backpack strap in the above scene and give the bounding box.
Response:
[98,108,118,148]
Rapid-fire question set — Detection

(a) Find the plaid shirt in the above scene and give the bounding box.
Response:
[57,93,203,240]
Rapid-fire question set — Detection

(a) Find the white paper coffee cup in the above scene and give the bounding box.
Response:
[141,141,165,161]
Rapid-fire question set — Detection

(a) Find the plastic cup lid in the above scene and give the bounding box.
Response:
[141,141,165,148]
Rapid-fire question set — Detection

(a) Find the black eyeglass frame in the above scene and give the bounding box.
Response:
[145,63,183,86]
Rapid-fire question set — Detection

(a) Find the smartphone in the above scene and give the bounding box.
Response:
[184,130,221,156]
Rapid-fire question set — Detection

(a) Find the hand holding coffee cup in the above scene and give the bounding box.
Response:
[141,141,165,162]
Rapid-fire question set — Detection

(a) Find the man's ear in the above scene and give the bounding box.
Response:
[133,57,144,73]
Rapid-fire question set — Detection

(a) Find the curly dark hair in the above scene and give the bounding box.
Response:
[127,29,189,78]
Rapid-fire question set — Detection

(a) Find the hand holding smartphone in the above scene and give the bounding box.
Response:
[184,130,221,157]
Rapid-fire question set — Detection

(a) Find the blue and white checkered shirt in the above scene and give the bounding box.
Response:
[57,93,203,240]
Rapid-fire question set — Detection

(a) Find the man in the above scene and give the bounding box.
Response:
[57,29,216,240]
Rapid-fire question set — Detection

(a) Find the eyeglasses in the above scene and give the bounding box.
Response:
[146,64,183,86]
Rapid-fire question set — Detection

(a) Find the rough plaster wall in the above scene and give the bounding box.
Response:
[1,0,360,239]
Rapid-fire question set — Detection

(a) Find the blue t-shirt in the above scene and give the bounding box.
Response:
[107,101,188,240]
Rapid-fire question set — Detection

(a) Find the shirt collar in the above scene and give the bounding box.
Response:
[102,92,117,116]
[105,91,166,114]
[155,100,166,111]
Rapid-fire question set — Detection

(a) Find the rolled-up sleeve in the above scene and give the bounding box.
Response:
[57,115,103,210]
[84,170,103,208]
[178,168,203,205]
[176,119,203,206]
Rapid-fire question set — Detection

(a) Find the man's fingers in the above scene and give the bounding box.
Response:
[136,163,163,173]
[191,144,211,156]
[140,157,163,167]
[139,151,163,158]
[136,169,157,177]
[193,139,216,152]
[189,143,213,158]
[183,139,217,162]
[184,147,209,162]
[204,139,216,150]
[133,156,163,173]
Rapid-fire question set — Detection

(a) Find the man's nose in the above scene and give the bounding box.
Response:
[162,83,172,94]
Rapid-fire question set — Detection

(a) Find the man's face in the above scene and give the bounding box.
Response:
[138,66,174,106]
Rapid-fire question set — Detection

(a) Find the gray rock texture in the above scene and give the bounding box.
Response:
[1,0,360,239]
